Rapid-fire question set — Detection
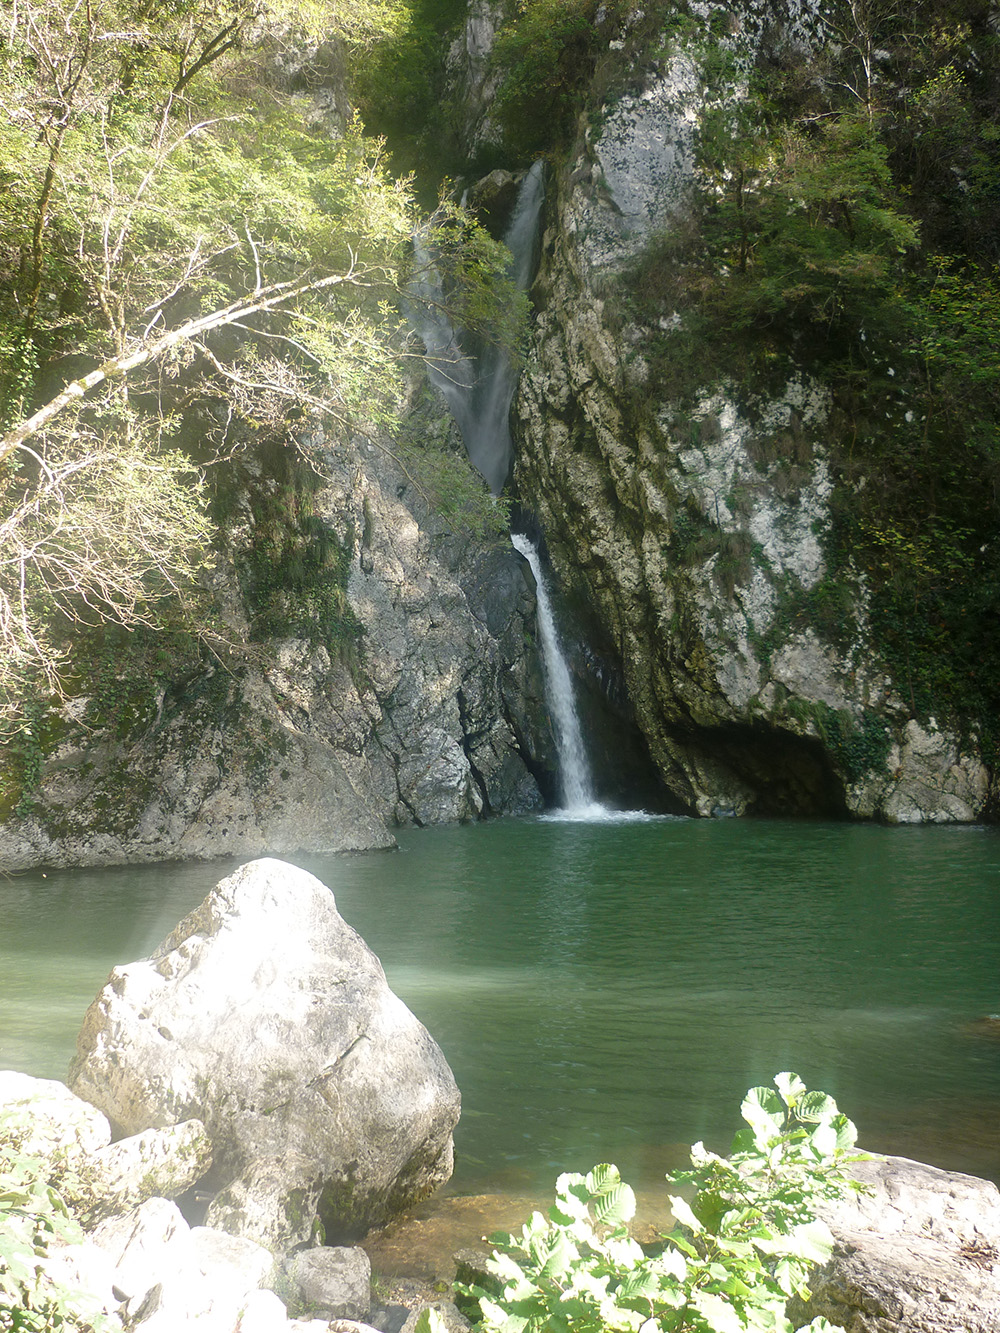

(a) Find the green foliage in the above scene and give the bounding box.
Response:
[490,0,604,158]
[619,0,1000,748]
[226,447,363,648]
[421,202,532,358]
[400,435,512,540]
[0,0,527,736]
[348,0,470,189]
[0,1113,115,1333]
[464,1074,861,1333]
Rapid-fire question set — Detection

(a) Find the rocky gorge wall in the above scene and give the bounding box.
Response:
[511,4,996,822]
[0,415,547,872]
[2,0,995,868]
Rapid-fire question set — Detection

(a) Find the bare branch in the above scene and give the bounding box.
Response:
[0,260,375,464]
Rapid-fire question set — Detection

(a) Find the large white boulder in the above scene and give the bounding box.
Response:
[69,858,461,1244]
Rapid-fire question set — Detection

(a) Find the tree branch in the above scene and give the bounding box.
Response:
[0,262,375,464]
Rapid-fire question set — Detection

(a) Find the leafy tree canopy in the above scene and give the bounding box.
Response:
[0,0,519,726]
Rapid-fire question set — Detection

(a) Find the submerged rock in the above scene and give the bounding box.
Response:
[68,858,461,1245]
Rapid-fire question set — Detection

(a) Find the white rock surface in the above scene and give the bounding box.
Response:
[0,1070,209,1217]
[0,1069,111,1157]
[69,858,461,1245]
[794,1154,1000,1332]
[84,1197,281,1331]
[87,1119,213,1216]
[283,1246,372,1320]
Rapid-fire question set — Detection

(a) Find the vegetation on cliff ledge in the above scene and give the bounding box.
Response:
[0,0,519,763]
[620,0,1000,757]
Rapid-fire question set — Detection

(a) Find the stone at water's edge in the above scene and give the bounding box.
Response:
[0,1070,211,1219]
[68,858,461,1248]
[790,1154,1000,1332]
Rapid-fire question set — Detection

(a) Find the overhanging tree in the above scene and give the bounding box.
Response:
[0,0,516,725]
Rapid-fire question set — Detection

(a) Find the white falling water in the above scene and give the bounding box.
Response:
[410,163,546,494]
[511,533,601,814]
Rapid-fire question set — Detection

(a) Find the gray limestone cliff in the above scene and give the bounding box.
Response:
[512,7,994,821]
[0,412,546,872]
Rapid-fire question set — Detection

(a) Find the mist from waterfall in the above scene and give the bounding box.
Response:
[410,162,545,494]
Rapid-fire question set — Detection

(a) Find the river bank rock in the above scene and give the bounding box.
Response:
[0,1070,210,1218]
[791,1154,1000,1331]
[282,1246,372,1321]
[68,858,462,1246]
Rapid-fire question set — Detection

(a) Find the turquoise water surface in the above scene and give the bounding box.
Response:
[2,816,998,1195]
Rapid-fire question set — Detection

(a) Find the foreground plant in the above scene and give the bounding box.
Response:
[0,1113,117,1333]
[464,1073,862,1333]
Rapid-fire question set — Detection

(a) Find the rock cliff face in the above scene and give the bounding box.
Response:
[513,12,993,821]
[0,417,545,872]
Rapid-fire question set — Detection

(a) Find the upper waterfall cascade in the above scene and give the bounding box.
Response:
[411,162,545,494]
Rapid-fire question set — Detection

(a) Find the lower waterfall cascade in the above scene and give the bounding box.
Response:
[511,533,597,813]
[511,535,663,822]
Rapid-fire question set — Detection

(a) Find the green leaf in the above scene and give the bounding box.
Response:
[692,1289,746,1333]
[414,1308,451,1333]
[831,1114,859,1152]
[785,1221,834,1264]
[668,1194,704,1235]
[797,1091,838,1124]
[741,1085,786,1139]
[585,1163,621,1194]
[593,1182,637,1229]
[774,1072,807,1107]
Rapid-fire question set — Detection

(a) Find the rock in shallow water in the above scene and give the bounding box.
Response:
[69,857,461,1245]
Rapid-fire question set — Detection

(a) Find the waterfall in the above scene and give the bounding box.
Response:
[410,162,545,495]
[511,533,600,814]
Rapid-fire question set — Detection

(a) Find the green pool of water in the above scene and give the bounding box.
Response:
[2,816,998,1195]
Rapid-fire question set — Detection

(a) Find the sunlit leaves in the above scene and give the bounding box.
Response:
[0,1110,118,1331]
[465,1075,864,1333]
[0,0,436,718]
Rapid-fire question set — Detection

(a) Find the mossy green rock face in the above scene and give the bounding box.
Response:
[512,15,991,822]
[69,859,462,1246]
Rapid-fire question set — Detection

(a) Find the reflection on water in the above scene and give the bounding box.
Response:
[2,819,999,1206]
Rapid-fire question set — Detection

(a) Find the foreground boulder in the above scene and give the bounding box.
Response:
[791,1154,1000,1332]
[69,858,461,1244]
